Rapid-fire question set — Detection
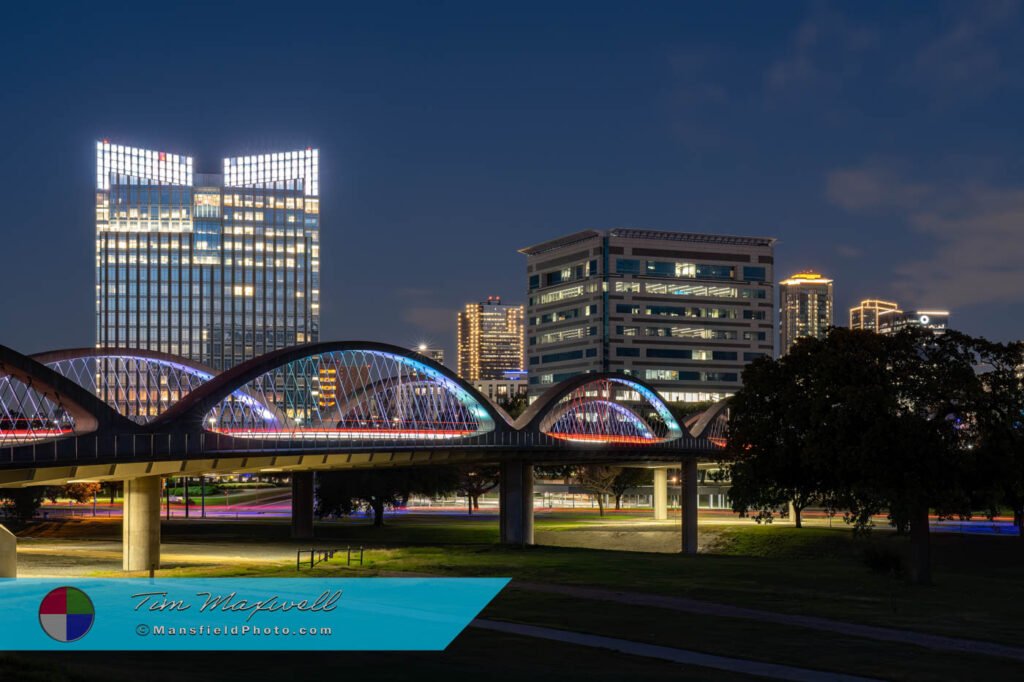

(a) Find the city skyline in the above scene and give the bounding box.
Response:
[4,2,1023,367]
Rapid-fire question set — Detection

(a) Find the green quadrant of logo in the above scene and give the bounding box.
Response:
[65,589,94,615]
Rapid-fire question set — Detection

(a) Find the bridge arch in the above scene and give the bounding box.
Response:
[515,373,683,444]
[150,341,511,440]
[32,347,224,425]
[0,344,138,445]
[686,398,730,448]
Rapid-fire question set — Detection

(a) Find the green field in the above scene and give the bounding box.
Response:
[13,515,1024,680]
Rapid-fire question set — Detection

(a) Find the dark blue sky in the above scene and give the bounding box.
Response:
[3,1,1023,361]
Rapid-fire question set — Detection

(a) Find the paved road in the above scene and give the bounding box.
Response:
[473,619,882,682]
[15,538,320,576]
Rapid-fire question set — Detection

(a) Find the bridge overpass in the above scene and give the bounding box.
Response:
[0,342,728,571]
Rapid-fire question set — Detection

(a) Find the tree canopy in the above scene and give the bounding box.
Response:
[724,327,1022,584]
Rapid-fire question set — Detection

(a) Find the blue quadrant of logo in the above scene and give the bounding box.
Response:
[65,614,94,641]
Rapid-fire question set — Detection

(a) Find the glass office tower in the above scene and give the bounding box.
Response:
[95,141,320,419]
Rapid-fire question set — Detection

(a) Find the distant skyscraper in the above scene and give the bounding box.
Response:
[456,296,524,381]
[95,141,320,419]
[779,272,833,354]
[412,344,445,366]
[849,299,900,332]
[520,229,776,402]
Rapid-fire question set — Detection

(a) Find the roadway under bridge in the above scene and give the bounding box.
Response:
[0,342,730,571]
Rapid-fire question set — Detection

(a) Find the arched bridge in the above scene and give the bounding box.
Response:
[0,341,730,564]
[1,342,725,487]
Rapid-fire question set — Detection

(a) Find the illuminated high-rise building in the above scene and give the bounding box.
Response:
[456,296,524,381]
[95,141,321,419]
[779,272,833,354]
[849,299,900,332]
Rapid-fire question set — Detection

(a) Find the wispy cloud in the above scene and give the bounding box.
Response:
[765,10,879,92]
[826,162,1024,309]
[911,0,1021,94]
[402,306,455,335]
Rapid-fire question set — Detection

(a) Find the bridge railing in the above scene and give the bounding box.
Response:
[0,428,723,469]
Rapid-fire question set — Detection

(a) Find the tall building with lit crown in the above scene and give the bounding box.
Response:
[521,229,776,402]
[95,141,320,419]
[779,272,833,354]
[456,296,524,381]
[849,299,900,332]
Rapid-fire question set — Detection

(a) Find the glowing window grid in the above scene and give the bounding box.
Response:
[96,141,192,190]
[223,149,319,196]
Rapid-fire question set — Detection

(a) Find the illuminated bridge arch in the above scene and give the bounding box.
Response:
[32,348,225,425]
[151,342,508,441]
[517,373,683,445]
[0,344,137,446]
[686,399,730,448]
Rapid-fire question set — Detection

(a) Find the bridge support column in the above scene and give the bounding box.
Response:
[291,471,315,539]
[0,524,16,577]
[653,467,669,521]
[500,459,534,546]
[681,458,698,555]
[123,475,161,572]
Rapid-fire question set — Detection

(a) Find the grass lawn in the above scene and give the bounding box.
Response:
[117,520,1024,650]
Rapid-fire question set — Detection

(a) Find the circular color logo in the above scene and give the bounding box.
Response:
[39,586,95,643]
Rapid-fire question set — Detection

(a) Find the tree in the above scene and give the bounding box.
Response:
[724,343,829,528]
[576,465,621,516]
[725,327,990,584]
[455,465,499,514]
[46,483,102,504]
[609,468,652,510]
[0,488,46,522]
[315,466,459,526]
[974,339,1024,539]
[498,394,529,420]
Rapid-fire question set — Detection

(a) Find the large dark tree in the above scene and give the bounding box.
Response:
[724,342,829,528]
[974,339,1024,539]
[315,466,459,526]
[726,327,990,584]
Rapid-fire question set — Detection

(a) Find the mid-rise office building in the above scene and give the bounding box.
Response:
[95,140,320,419]
[456,296,524,381]
[412,344,446,366]
[849,299,900,332]
[470,369,529,404]
[878,309,950,335]
[779,272,833,354]
[520,229,776,402]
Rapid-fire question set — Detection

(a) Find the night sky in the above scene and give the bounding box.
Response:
[3,1,1023,362]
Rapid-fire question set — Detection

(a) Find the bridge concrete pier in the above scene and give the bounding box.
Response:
[123,475,161,572]
[653,467,669,521]
[499,459,534,546]
[681,457,698,555]
[291,471,315,539]
[0,524,15,577]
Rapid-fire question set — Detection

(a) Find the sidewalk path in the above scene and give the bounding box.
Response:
[512,581,1024,662]
[472,619,882,682]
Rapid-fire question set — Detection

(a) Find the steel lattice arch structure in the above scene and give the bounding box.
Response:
[0,341,726,488]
